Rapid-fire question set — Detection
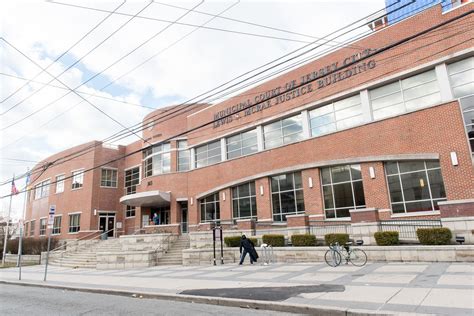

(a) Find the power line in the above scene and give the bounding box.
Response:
[0,0,127,106]
[2,7,468,197]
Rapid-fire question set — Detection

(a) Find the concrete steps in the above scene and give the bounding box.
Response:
[157,235,190,266]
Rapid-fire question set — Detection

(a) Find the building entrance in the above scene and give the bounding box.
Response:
[99,212,115,237]
[180,202,188,233]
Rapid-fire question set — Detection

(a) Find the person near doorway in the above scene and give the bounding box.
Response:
[239,235,258,265]
[153,213,160,225]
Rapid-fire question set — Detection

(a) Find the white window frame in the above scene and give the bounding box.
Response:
[143,143,171,177]
[194,140,222,169]
[100,167,118,188]
[68,212,82,234]
[34,179,51,200]
[226,129,258,160]
[177,140,191,172]
[71,169,84,190]
[55,174,65,194]
[52,215,62,235]
[124,165,141,195]
[263,113,304,150]
[39,217,47,236]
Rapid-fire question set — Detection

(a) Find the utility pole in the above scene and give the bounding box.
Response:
[2,174,14,266]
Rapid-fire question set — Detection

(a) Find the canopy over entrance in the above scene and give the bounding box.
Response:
[119,190,170,208]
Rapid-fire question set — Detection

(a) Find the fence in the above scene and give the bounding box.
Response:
[379,220,442,239]
[309,221,353,238]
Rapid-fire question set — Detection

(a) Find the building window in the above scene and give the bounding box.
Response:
[200,193,220,223]
[263,114,303,149]
[34,180,50,199]
[195,140,221,168]
[459,95,474,156]
[71,170,84,189]
[125,205,136,218]
[226,129,258,159]
[321,164,366,219]
[24,222,29,237]
[55,174,65,193]
[29,220,35,236]
[143,143,171,177]
[177,140,190,171]
[448,57,473,98]
[385,160,447,214]
[39,218,47,236]
[271,172,305,222]
[309,94,363,137]
[232,182,257,220]
[370,69,440,120]
[69,214,81,233]
[52,216,62,235]
[101,168,118,187]
[125,167,140,195]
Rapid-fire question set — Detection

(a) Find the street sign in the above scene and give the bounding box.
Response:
[48,205,56,228]
[49,205,56,215]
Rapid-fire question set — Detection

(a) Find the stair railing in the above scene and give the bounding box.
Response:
[48,228,115,260]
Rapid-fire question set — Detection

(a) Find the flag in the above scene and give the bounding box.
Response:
[11,179,19,195]
[25,170,31,186]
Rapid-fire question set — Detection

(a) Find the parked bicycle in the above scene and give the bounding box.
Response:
[324,241,367,267]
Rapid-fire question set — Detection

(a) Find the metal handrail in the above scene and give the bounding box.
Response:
[49,228,114,257]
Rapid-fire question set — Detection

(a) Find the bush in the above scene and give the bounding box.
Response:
[324,233,349,246]
[224,236,258,247]
[374,231,399,246]
[291,234,317,246]
[262,234,285,247]
[6,237,60,255]
[417,228,452,245]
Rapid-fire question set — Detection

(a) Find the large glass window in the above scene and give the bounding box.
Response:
[71,170,84,189]
[69,214,81,233]
[226,129,258,159]
[200,193,220,222]
[309,94,363,137]
[101,168,118,187]
[264,114,304,149]
[55,174,64,193]
[34,179,50,199]
[143,143,171,177]
[386,160,446,214]
[459,95,474,156]
[52,216,62,235]
[177,140,190,171]
[271,172,305,221]
[232,182,257,220]
[370,69,440,120]
[321,164,366,219]
[125,167,140,195]
[448,57,474,98]
[29,220,35,236]
[195,140,221,168]
[39,218,46,236]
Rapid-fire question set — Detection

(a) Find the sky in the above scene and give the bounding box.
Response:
[0,0,385,220]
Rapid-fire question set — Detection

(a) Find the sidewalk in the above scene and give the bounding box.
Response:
[1,262,472,315]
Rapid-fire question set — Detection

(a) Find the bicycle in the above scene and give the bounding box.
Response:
[324,241,367,267]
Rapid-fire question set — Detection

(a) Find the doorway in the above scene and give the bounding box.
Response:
[99,212,115,237]
[180,202,188,234]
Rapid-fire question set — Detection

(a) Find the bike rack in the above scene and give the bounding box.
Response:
[260,243,274,265]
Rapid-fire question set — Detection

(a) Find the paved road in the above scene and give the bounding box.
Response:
[0,284,296,316]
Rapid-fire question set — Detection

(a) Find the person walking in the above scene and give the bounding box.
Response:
[239,235,258,265]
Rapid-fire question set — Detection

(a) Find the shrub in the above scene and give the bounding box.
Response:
[262,234,285,247]
[7,237,60,255]
[324,233,349,246]
[417,228,452,245]
[291,234,317,246]
[224,236,258,247]
[374,231,399,246]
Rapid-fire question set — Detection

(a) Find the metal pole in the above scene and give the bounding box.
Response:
[219,227,224,265]
[43,230,52,281]
[2,193,13,266]
[18,225,23,280]
[212,227,216,266]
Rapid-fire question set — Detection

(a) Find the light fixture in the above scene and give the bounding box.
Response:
[450,152,458,166]
[369,167,376,179]
[308,177,313,188]
[222,192,226,201]
[190,197,194,205]
[260,185,264,196]
[94,209,97,216]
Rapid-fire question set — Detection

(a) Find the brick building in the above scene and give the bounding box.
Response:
[24,3,473,242]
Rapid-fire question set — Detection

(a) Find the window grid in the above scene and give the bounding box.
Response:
[264,114,304,149]
[177,140,190,171]
[55,175,65,193]
[34,180,50,199]
[52,216,62,235]
[71,170,84,189]
[29,220,35,236]
[39,218,47,236]
[321,165,366,219]
[125,167,140,195]
[232,182,257,220]
[385,161,447,213]
[195,140,222,168]
[447,57,474,98]
[200,193,220,223]
[143,143,171,177]
[69,214,81,233]
[125,205,136,218]
[226,129,258,159]
[101,168,118,188]
[271,172,304,222]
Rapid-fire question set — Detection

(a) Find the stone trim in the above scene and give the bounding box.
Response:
[349,208,378,213]
[391,210,440,218]
[438,199,474,205]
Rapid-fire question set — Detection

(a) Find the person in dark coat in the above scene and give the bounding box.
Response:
[239,235,258,265]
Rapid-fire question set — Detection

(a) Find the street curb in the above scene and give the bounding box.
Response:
[0,280,431,316]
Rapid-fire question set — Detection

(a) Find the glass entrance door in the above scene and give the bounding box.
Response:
[99,212,115,237]
[180,203,188,233]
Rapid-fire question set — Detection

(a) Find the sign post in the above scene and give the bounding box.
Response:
[18,220,23,280]
[43,205,55,282]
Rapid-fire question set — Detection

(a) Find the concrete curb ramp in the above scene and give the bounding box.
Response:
[0,280,432,315]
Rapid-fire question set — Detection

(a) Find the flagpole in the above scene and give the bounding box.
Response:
[2,174,14,266]
[18,168,29,277]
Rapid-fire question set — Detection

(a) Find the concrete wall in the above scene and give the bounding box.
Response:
[96,250,163,270]
[4,254,41,265]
